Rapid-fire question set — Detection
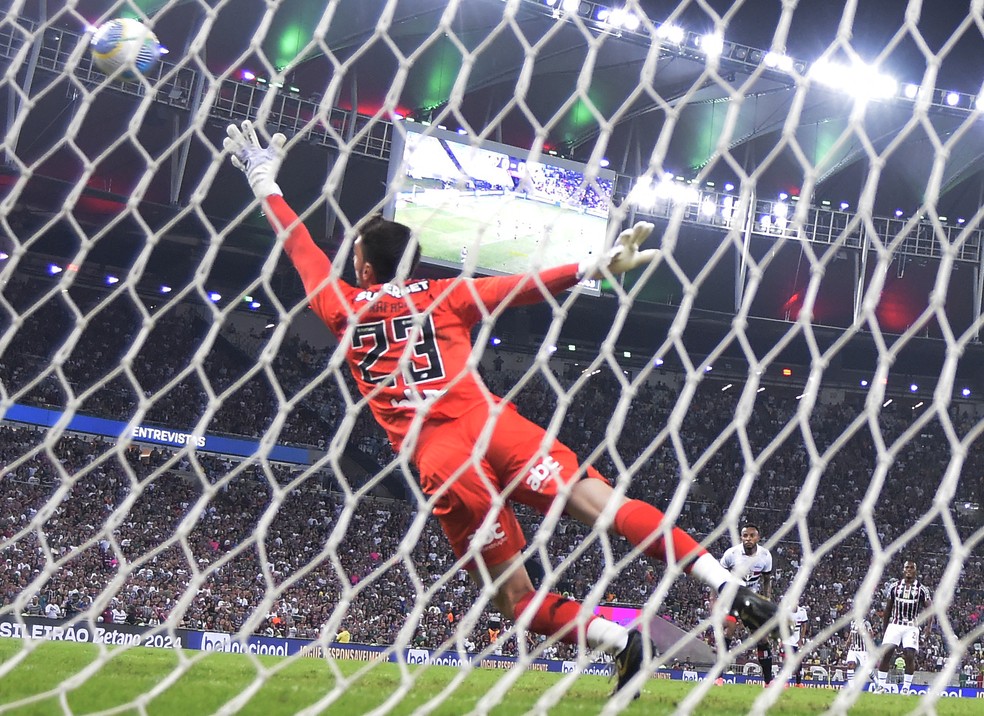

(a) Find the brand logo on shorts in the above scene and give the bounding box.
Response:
[468,522,507,550]
[525,456,562,491]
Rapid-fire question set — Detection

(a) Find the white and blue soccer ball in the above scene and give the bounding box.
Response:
[90,18,162,81]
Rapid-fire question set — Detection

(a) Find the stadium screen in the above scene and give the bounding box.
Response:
[386,123,616,291]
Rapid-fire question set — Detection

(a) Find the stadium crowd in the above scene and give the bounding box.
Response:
[1,274,983,681]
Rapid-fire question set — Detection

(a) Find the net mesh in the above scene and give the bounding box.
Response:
[1,0,983,713]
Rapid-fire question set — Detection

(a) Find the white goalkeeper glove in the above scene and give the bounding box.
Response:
[223,120,286,198]
[577,221,658,280]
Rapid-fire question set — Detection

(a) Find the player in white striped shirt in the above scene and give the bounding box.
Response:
[874,560,933,693]
[844,611,874,687]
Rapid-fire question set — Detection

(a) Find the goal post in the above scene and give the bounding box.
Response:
[1,0,983,712]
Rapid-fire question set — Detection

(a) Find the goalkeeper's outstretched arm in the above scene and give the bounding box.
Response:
[224,120,333,298]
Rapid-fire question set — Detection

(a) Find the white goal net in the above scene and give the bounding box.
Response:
[1,0,983,714]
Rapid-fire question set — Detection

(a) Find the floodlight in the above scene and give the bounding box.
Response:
[48,264,62,275]
[105,275,119,285]
[699,33,724,57]
[208,292,221,302]
[903,83,919,99]
[621,11,640,31]
[944,91,960,106]
[724,182,734,192]
[656,24,685,44]
[910,383,918,392]
[811,60,897,99]
[160,285,172,294]
[962,388,971,397]
[763,51,793,72]
[840,202,849,210]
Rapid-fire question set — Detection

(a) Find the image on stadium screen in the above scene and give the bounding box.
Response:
[391,130,614,276]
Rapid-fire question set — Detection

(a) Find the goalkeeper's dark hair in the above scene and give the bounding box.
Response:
[358,215,420,283]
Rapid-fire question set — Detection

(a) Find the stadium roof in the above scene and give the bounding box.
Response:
[3,0,984,384]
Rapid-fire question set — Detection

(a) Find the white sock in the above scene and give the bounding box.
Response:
[586,617,629,655]
[690,553,734,592]
[903,673,913,689]
[876,670,888,685]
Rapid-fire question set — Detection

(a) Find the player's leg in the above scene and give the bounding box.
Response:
[564,478,779,634]
[413,409,647,697]
[484,404,779,634]
[461,530,648,698]
[900,641,917,693]
[483,404,727,586]
[845,656,858,685]
[757,641,774,686]
[787,643,802,686]
[875,632,899,690]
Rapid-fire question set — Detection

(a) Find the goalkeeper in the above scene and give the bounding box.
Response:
[225,121,779,697]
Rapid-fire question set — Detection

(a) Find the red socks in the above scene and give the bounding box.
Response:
[510,501,709,645]
[614,499,706,569]
[514,591,591,645]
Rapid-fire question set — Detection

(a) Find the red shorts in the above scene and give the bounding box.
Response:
[413,401,607,570]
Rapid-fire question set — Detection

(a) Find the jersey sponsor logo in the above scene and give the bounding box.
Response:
[468,522,507,549]
[354,280,430,302]
[390,388,446,407]
[525,456,562,491]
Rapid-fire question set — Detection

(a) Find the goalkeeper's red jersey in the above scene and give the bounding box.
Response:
[266,195,580,451]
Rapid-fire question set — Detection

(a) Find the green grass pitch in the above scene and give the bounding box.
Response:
[0,640,977,715]
[394,194,609,274]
